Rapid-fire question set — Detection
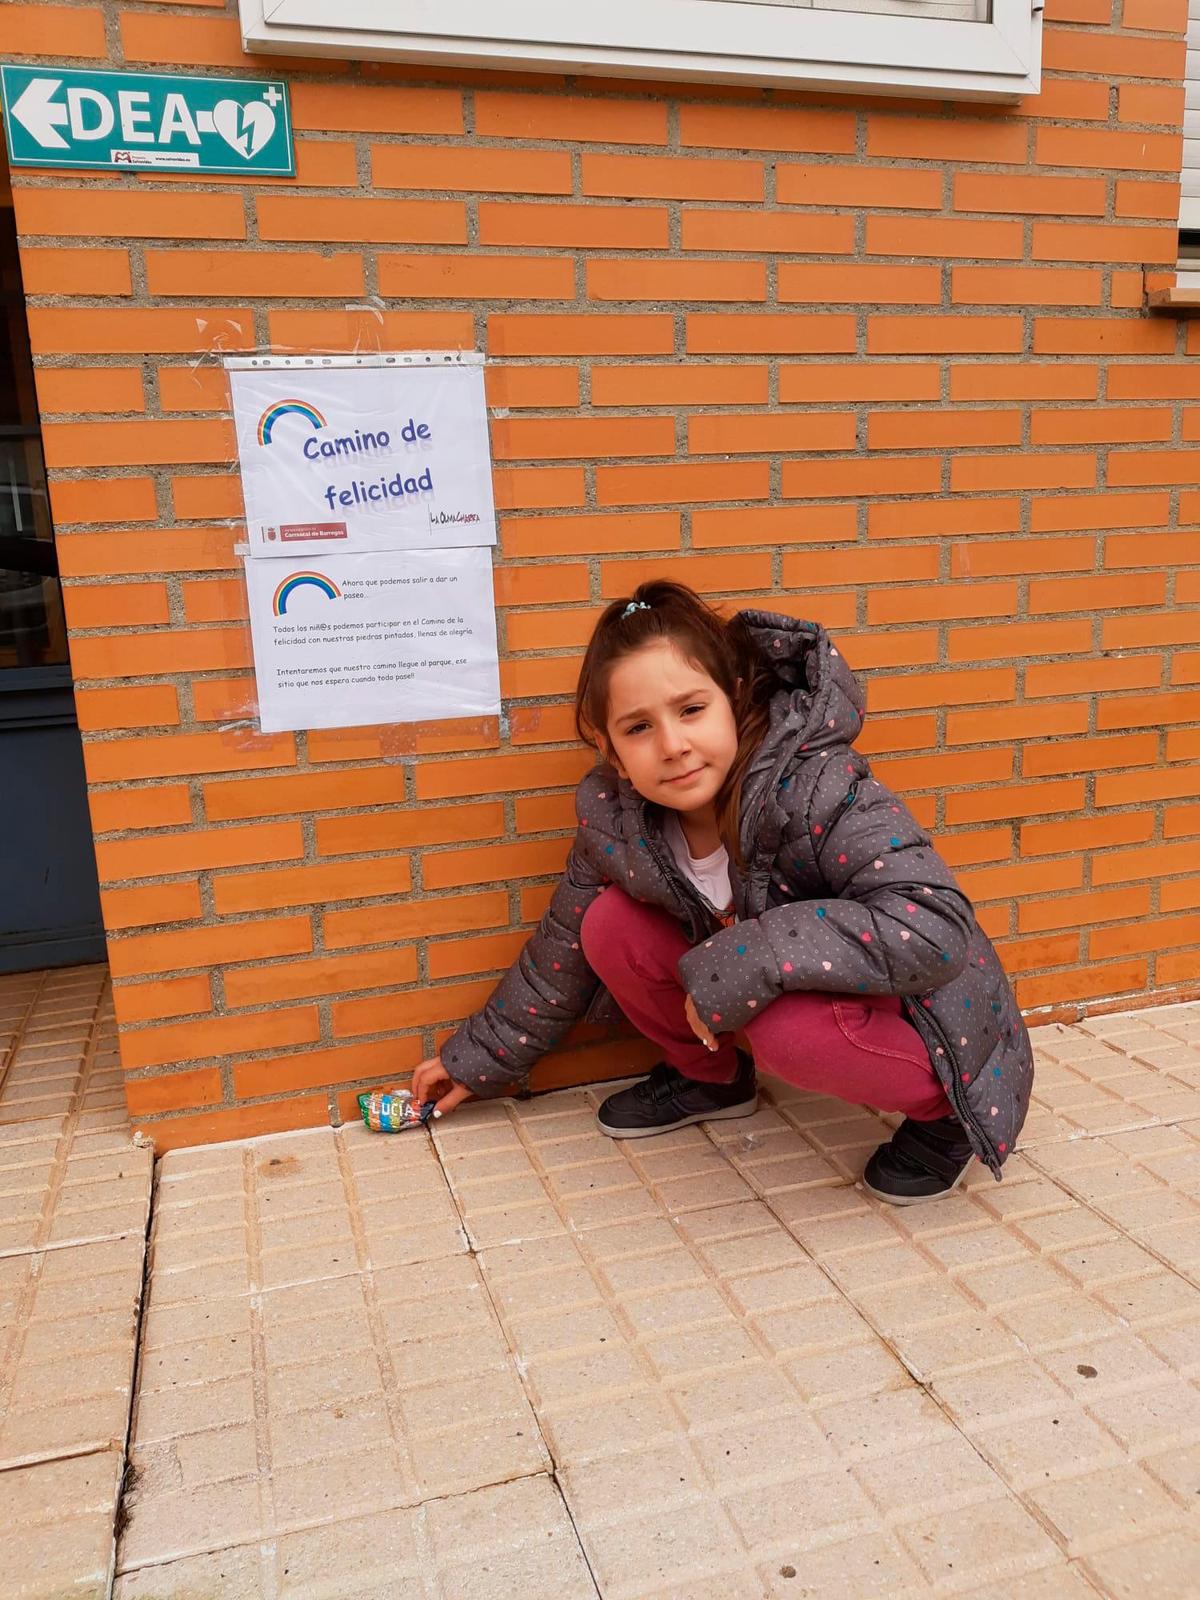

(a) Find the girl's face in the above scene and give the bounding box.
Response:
[604,639,739,817]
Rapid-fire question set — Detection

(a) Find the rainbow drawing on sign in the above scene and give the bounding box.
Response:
[257,400,327,446]
[272,571,341,615]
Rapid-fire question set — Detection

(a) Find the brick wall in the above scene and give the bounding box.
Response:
[6,0,1200,1150]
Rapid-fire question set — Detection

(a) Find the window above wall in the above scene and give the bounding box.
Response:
[237,0,1044,102]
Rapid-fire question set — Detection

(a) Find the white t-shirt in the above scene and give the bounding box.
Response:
[663,812,733,919]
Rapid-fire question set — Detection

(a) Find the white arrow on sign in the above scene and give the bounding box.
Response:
[10,78,70,149]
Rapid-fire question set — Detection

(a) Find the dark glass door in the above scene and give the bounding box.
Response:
[1,161,105,973]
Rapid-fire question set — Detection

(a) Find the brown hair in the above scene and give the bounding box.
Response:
[573,581,773,867]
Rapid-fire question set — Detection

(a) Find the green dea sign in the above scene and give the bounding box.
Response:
[0,65,294,177]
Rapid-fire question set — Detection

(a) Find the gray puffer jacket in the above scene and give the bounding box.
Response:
[444,611,1032,1176]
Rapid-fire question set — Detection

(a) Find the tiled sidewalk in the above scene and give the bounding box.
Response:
[0,966,153,1600]
[114,1002,1200,1599]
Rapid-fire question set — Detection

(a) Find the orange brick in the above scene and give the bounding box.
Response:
[951,454,1097,493]
[62,581,169,629]
[325,891,508,951]
[492,416,673,460]
[493,467,585,509]
[959,858,1083,904]
[783,458,941,500]
[1021,884,1154,935]
[203,770,401,823]
[1091,913,1200,961]
[1162,879,1200,914]
[266,307,475,352]
[89,785,193,834]
[689,413,855,455]
[1031,407,1171,445]
[1106,531,1200,570]
[778,264,940,305]
[947,778,1086,827]
[1031,223,1176,264]
[19,247,132,296]
[868,317,1023,355]
[1026,78,1111,122]
[1025,732,1159,778]
[1164,802,1200,838]
[953,172,1107,216]
[1031,489,1169,532]
[679,103,854,153]
[225,948,418,1008]
[5,3,106,54]
[588,258,765,302]
[1038,126,1182,173]
[869,582,1016,627]
[601,552,772,598]
[502,510,679,558]
[779,364,940,403]
[776,167,940,210]
[113,976,213,1027]
[28,309,252,358]
[868,410,1021,450]
[256,195,465,245]
[35,366,144,415]
[781,547,938,588]
[75,685,179,732]
[596,460,770,507]
[950,536,1093,578]
[1092,839,1200,886]
[332,979,495,1039]
[416,748,591,802]
[868,668,1015,712]
[290,82,462,134]
[478,203,668,250]
[426,931,529,981]
[1022,812,1155,855]
[121,1007,319,1070]
[70,627,249,682]
[474,91,667,144]
[592,365,768,407]
[234,1038,424,1101]
[515,793,577,833]
[46,477,152,527]
[868,114,1027,164]
[378,253,574,301]
[43,418,234,470]
[13,187,245,241]
[489,314,673,356]
[212,856,412,916]
[108,915,312,979]
[874,747,1013,793]
[688,314,855,355]
[947,702,1090,746]
[952,267,1102,306]
[1041,27,1184,78]
[1107,608,1200,646]
[994,930,1083,976]
[144,249,364,299]
[1030,572,1167,613]
[1172,651,1200,685]
[84,730,294,785]
[1115,179,1182,219]
[867,217,1024,260]
[96,822,303,885]
[372,144,570,194]
[1098,688,1200,728]
[423,837,570,891]
[493,564,591,606]
[680,211,855,255]
[485,366,581,410]
[1109,450,1200,488]
[693,504,857,549]
[1025,656,1164,698]
[1017,959,1147,1010]
[124,1068,224,1118]
[583,154,762,201]
[870,498,1021,539]
[856,713,940,759]
[181,579,245,625]
[172,476,242,521]
[100,881,202,932]
[316,801,502,857]
[1118,84,1186,125]
[136,1098,329,1154]
[947,619,1092,662]
[1035,318,1176,357]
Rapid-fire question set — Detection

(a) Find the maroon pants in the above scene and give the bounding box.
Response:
[581,888,952,1121]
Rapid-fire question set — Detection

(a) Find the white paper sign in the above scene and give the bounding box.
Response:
[229,363,497,558]
[244,546,501,732]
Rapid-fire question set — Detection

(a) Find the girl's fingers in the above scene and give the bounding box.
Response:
[433,1083,472,1118]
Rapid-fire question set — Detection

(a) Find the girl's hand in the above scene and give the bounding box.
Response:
[409,1055,473,1118]
[684,995,719,1053]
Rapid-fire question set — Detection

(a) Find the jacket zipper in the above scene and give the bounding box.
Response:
[906,999,1001,1172]
[639,806,714,940]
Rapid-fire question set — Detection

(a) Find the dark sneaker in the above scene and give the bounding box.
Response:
[596,1051,757,1139]
[861,1114,974,1205]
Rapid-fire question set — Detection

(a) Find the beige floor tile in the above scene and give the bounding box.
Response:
[0,1448,122,1600]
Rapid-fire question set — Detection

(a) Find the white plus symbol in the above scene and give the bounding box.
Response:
[262,85,282,107]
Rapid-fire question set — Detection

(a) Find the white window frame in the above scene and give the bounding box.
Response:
[237,0,1044,103]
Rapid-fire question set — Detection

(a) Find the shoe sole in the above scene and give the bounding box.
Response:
[596,1095,758,1139]
[860,1160,973,1207]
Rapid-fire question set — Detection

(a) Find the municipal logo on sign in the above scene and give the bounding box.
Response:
[0,65,294,176]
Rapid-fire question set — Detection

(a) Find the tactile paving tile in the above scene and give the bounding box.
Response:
[0,1448,123,1600]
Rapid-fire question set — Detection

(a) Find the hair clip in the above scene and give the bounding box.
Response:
[622,600,651,617]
